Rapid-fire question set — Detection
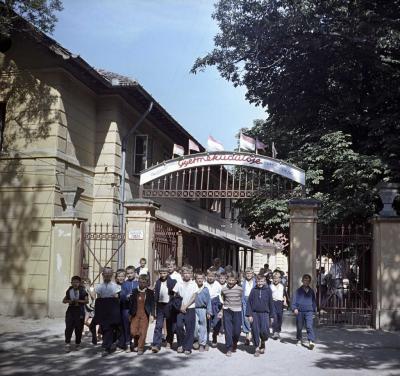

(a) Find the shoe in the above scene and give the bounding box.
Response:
[199,345,205,352]
[244,338,250,346]
[65,344,71,353]
[151,346,160,353]
[75,344,81,351]
[114,346,124,354]
[309,341,315,350]
[177,346,184,353]
[125,347,131,353]
[296,340,302,346]
[137,350,144,355]
[272,332,279,340]
[193,341,200,350]
[254,348,260,357]
[101,350,110,357]
[165,342,172,349]
[132,347,138,353]
[204,344,210,351]
[260,341,265,354]
[184,350,191,356]
[232,342,237,352]
[226,351,232,357]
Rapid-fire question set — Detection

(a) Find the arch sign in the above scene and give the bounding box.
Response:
[140,151,305,186]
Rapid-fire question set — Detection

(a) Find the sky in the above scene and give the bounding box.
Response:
[52,0,266,151]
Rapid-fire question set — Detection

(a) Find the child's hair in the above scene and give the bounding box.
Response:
[256,274,266,280]
[224,265,233,273]
[165,256,176,265]
[259,268,265,275]
[71,275,82,282]
[207,269,216,276]
[81,277,91,284]
[226,271,238,280]
[244,267,254,273]
[302,274,312,281]
[102,266,113,274]
[140,258,147,263]
[126,265,135,272]
[115,268,126,276]
[195,272,205,278]
[158,265,168,273]
[273,271,282,278]
[181,265,193,273]
[217,271,227,277]
[208,266,217,273]
[139,274,149,283]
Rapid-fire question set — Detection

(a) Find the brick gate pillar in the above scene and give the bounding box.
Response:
[124,199,160,281]
[288,199,320,300]
[372,217,400,330]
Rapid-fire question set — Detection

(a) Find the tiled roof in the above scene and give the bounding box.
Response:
[96,69,138,86]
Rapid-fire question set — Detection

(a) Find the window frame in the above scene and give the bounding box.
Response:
[0,102,6,153]
[132,134,149,175]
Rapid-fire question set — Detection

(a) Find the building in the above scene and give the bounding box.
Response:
[0,17,253,317]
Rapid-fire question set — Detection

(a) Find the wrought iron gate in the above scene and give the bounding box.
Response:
[317,224,373,326]
[153,221,179,271]
[81,223,125,285]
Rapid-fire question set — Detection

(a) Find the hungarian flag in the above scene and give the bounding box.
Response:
[207,135,224,151]
[239,133,256,152]
[173,143,185,156]
[256,139,267,151]
[188,139,200,152]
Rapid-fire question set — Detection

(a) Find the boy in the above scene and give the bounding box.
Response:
[63,276,88,352]
[129,274,155,355]
[193,273,212,352]
[242,267,256,345]
[219,272,243,357]
[173,266,198,355]
[95,267,121,356]
[270,271,285,339]
[167,259,183,284]
[246,274,275,356]
[217,271,227,288]
[119,266,138,352]
[204,269,222,347]
[151,265,177,352]
[135,257,150,279]
[115,269,126,285]
[292,274,317,349]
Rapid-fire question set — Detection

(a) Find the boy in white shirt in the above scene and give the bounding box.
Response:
[242,267,256,345]
[270,272,285,339]
[173,266,197,355]
[167,259,183,284]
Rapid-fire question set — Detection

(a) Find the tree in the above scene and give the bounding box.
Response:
[192,0,400,244]
[192,0,400,179]
[237,131,388,252]
[0,0,63,40]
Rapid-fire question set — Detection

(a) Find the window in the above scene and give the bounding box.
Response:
[133,135,152,174]
[0,102,6,153]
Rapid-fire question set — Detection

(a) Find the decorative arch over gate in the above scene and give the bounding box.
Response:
[139,151,305,199]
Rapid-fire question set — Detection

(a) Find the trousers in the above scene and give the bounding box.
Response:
[223,309,241,351]
[296,311,315,342]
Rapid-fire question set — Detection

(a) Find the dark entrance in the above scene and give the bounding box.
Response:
[317,224,373,326]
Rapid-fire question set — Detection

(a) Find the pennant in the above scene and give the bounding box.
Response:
[173,143,185,157]
[256,138,267,150]
[272,142,278,158]
[239,133,256,152]
[207,135,224,151]
[188,139,200,152]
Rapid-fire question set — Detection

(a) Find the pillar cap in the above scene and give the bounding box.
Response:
[51,217,87,224]
[124,198,161,210]
[288,198,321,209]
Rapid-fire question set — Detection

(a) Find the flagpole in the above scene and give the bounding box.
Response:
[238,132,241,152]
[255,138,258,155]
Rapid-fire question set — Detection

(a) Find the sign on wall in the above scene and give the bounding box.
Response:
[128,230,144,240]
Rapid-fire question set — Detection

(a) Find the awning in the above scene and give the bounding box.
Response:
[156,215,254,249]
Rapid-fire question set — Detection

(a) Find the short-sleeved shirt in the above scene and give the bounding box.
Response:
[95,281,121,298]
[173,280,197,309]
[159,280,169,303]
[205,281,222,300]
[170,271,183,284]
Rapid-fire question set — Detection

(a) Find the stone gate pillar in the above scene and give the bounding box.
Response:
[124,199,160,280]
[288,199,320,299]
[48,217,86,317]
[371,183,400,330]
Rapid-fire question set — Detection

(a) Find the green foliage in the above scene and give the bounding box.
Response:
[0,0,63,38]
[194,0,399,247]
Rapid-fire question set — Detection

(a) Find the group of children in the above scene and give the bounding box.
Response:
[63,258,317,357]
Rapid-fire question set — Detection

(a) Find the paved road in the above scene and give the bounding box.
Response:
[0,316,399,376]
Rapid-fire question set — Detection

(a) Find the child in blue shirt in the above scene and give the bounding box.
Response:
[292,274,317,349]
[246,274,275,356]
[194,273,212,352]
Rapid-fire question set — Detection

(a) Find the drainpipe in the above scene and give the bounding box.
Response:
[118,102,153,268]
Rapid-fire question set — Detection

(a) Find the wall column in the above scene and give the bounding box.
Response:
[372,216,400,330]
[124,199,160,279]
[288,199,320,299]
[177,230,183,267]
[48,217,86,318]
